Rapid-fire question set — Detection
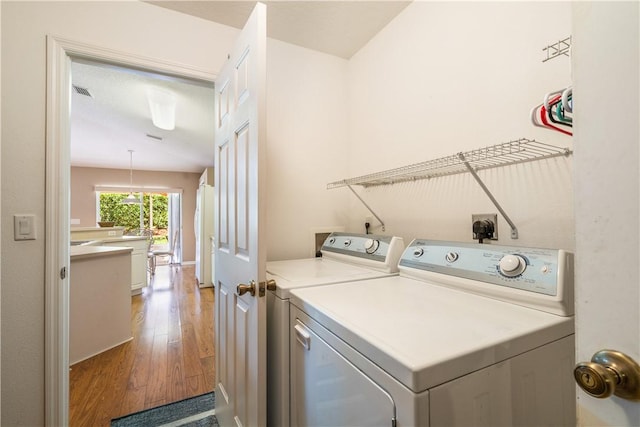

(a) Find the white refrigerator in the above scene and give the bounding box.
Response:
[195,184,215,287]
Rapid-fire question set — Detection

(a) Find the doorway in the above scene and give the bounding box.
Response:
[46,36,217,425]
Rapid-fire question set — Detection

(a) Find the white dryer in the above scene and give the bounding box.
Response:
[267,232,405,427]
[290,239,575,427]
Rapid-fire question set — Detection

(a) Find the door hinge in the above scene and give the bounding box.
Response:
[60,266,67,280]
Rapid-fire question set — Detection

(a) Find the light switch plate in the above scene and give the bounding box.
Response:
[14,214,36,241]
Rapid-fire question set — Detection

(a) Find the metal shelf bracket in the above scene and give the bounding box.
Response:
[458,153,518,239]
[347,185,385,232]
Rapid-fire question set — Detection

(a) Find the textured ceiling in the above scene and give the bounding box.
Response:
[71,60,215,173]
[147,1,411,59]
[71,1,410,173]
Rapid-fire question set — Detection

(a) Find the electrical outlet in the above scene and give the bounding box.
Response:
[364,217,373,234]
[472,213,498,240]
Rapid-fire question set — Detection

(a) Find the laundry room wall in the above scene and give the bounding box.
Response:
[342,1,574,251]
[1,1,348,424]
[266,39,350,261]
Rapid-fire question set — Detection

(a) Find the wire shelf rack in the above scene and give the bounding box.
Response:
[327,139,572,189]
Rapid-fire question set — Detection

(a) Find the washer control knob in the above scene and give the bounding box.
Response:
[498,255,526,277]
[364,239,380,254]
[413,247,424,257]
[343,239,352,247]
[327,237,336,245]
[445,252,459,263]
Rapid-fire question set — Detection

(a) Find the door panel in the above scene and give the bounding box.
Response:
[214,3,267,427]
[235,297,250,424]
[218,142,229,248]
[217,284,231,404]
[573,2,639,425]
[218,80,230,126]
[236,124,249,254]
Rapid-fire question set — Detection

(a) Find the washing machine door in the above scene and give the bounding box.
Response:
[291,319,396,426]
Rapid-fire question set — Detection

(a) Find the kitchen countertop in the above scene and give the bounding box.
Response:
[71,235,147,246]
[92,235,147,243]
[70,245,133,261]
[70,226,126,232]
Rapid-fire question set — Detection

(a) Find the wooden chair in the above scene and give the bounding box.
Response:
[126,228,155,275]
[150,230,179,275]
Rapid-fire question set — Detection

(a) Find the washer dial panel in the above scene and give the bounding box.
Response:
[400,240,564,296]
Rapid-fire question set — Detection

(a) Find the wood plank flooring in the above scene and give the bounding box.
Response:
[69,264,215,426]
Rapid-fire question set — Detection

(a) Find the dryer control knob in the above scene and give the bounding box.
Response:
[445,252,459,263]
[498,255,526,277]
[413,247,424,257]
[364,239,379,254]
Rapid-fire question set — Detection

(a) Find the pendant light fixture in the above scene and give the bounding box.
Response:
[122,149,142,205]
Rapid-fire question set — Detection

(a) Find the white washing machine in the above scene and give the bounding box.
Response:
[267,232,405,427]
[290,239,576,427]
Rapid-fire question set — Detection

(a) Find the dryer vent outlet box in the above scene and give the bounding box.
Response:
[472,213,498,240]
[315,232,332,257]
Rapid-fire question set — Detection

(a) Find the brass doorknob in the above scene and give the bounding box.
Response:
[574,350,640,400]
[265,279,276,291]
[237,281,256,297]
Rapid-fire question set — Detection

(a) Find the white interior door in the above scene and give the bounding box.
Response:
[573,2,640,425]
[214,3,267,426]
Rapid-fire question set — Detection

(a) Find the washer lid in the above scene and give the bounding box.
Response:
[267,258,396,298]
[290,276,574,393]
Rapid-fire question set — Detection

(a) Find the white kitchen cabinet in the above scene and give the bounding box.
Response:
[96,236,149,294]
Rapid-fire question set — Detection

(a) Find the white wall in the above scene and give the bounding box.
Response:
[573,2,639,425]
[0,2,348,424]
[0,3,233,425]
[266,39,349,260]
[343,2,574,250]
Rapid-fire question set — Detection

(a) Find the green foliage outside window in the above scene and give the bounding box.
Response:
[99,193,169,234]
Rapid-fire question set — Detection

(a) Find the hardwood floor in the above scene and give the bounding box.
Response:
[69,264,215,426]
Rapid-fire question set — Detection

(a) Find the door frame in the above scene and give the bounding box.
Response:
[45,35,216,425]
